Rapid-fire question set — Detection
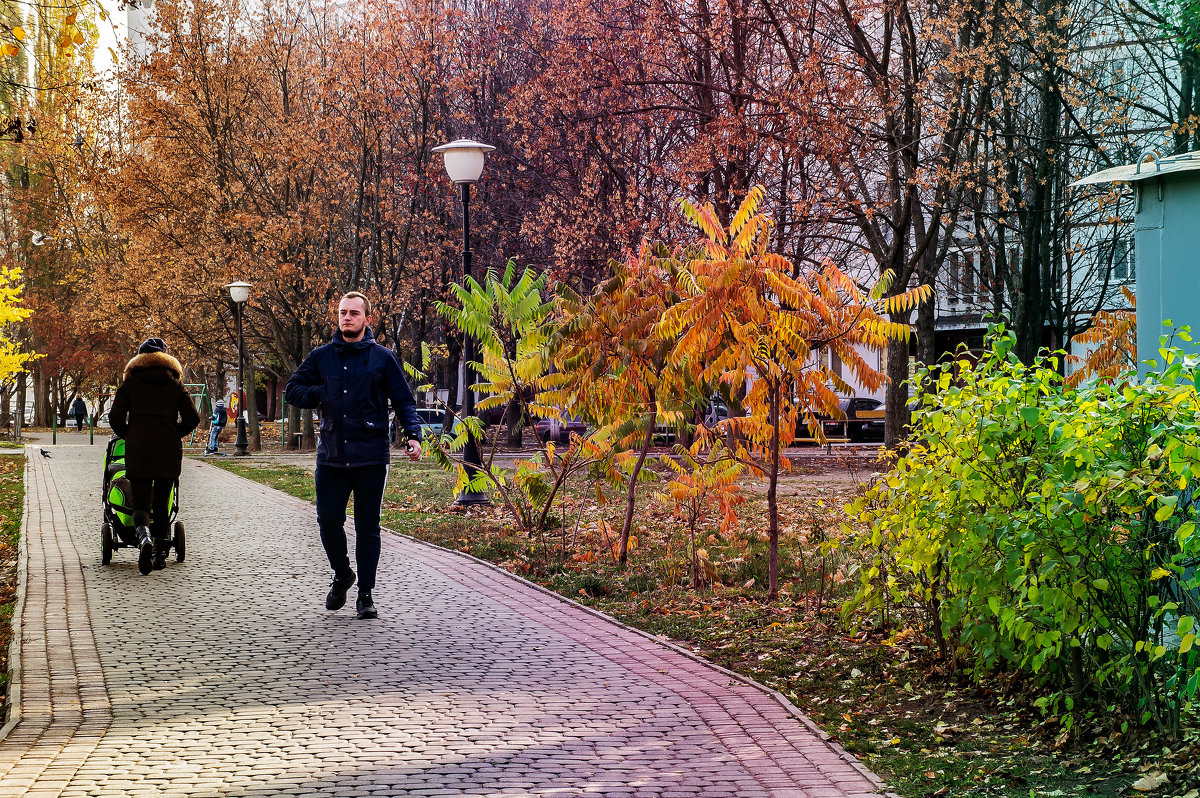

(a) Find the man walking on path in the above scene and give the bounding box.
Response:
[284,292,423,620]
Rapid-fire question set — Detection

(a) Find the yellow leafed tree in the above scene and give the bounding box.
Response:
[0,265,34,380]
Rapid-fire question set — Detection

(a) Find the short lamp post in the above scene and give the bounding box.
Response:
[432,138,495,506]
[225,280,252,458]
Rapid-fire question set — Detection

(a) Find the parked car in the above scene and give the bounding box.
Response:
[702,400,730,428]
[534,414,587,443]
[820,397,886,442]
[414,407,462,439]
[656,399,731,442]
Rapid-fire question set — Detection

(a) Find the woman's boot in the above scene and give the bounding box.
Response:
[136,525,154,575]
[152,527,170,570]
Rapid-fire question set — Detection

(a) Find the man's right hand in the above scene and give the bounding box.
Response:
[406,440,422,461]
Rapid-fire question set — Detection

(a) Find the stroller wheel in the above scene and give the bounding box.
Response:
[101,523,113,565]
[174,521,185,562]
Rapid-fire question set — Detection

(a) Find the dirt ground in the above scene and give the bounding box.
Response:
[226,438,888,487]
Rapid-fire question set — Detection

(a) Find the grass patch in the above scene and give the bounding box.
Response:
[207,460,316,503]
[0,455,24,719]
[208,453,1188,797]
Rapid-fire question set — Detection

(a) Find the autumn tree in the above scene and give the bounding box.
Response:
[499,0,854,287]
[932,0,1180,367]
[660,187,931,600]
[80,0,499,446]
[659,439,745,590]
[0,0,114,423]
[0,263,33,384]
[551,243,696,565]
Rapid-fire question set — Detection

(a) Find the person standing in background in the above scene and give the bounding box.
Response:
[70,395,87,432]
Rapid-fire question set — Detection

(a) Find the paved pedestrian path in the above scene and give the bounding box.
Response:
[0,442,891,797]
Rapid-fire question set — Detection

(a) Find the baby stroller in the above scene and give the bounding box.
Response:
[100,437,185,567]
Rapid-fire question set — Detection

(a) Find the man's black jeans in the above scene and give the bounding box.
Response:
[315,463,388,593]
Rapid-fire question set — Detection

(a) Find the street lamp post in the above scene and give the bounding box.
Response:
[225,281,252,458]
[432,138,495,506]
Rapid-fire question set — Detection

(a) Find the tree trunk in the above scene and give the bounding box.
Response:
[0,383,11,429]
[287,404,302,450]
[767,383,781,601]
[883,329,912,448]
[34,365,49,427]
[617,410,657,566]
[267,375,278,421]
[95,393,110,422]
[15,373,26,441]
[1178,49,1196,154]
[301,408,316,450]
[504,398,522,448]
[246,357,261,451]
[916,282,937,366]
[56,380,72,423]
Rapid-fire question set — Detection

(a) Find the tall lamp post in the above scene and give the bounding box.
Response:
[432,138,495,506]
[225,281,252,458]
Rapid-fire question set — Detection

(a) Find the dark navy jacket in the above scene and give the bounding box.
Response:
[283,327,423,468]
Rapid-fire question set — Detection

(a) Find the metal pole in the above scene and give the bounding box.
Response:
[234,301,250,457]
[456,181,491,506]
[52,408,56,445]
[89,409,93,445]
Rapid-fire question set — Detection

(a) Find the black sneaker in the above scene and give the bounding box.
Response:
[356,591,377,620]
[325,571,355,610]
[136,527,154,576]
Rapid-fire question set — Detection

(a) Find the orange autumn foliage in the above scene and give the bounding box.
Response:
[1066,286,1137,387]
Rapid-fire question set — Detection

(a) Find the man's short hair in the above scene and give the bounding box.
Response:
[340,291,372,317]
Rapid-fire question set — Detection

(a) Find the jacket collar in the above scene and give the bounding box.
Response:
[332,326,376,349]
[123,351,183,381]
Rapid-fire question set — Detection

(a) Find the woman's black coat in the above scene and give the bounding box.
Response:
[109,352,202,480]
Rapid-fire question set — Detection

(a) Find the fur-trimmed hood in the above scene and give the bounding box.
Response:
[123,351,183,382]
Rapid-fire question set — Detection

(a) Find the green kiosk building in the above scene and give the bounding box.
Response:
[1074,151,1200,374]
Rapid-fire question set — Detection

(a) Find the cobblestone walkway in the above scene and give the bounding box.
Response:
[0,442,891,797]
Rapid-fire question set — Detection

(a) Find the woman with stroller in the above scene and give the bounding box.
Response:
[109,338,201,574]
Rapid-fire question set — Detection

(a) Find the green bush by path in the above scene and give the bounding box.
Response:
[845,328,1200,736]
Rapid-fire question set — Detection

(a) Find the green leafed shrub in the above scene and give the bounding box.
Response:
[843,326,1200,735]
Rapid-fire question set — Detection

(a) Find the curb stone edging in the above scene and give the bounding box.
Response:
[387,524,902,798]
[0,451,31,743]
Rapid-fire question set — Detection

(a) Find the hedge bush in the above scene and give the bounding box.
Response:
[844,328,1200,735]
